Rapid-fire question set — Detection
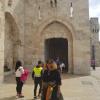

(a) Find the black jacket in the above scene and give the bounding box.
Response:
[43,69,61,86]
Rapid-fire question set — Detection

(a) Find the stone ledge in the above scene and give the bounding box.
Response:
[4,71,14,76]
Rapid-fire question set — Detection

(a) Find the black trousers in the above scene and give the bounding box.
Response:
[51,86,59,100]
[34,77,42,97]
[41,86,47,100]
[16,77,24,94]
[41,86,59,100]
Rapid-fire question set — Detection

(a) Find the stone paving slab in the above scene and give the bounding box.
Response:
[0,68,100,100]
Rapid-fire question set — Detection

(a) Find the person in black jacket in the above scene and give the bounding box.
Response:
[42,60,62,100]
[41,60,50,100]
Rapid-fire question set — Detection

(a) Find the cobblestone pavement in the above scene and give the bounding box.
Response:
[0,67,100,100]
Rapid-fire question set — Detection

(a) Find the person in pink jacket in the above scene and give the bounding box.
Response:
[15,60,24,98]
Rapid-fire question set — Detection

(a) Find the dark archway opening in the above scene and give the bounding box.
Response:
[45,38,68,72]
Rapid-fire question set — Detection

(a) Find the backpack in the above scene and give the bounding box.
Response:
[20,68,29,83]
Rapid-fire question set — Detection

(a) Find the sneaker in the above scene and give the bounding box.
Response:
[34,96,37,99]
[16,94,20,99]
[16,95,19,99]
[38,94,41,98]
[19,95,24,98]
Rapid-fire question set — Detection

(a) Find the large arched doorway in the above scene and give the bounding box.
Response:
[38,21,73,73]
[45,38,68,72]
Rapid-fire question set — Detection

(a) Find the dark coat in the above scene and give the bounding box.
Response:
[42,69,61,100]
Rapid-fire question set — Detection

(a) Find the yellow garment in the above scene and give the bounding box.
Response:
[33,66,42,77]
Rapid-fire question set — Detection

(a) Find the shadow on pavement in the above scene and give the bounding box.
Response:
[0,96,34,100]
[0,96,15,100]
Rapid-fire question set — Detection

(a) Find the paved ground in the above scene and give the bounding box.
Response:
[0,67,100,100]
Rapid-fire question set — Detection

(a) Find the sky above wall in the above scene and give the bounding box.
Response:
[89,0,100,40]
[89,0,100,21]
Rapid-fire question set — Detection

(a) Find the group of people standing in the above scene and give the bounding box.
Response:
[15,59,63,100]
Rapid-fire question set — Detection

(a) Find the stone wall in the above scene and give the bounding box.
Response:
[5,12,19,71]
[4,0,90,75]
[0,1,5,82]
[95,43,100,67]
[90,18,100,67]
[5,0,25,65]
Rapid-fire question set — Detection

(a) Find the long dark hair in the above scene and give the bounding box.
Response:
[15,60,22,71]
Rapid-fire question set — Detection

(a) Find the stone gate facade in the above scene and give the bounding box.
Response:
[0,0,93,82]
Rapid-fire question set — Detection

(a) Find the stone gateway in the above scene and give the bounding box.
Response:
[0,0,100,82]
